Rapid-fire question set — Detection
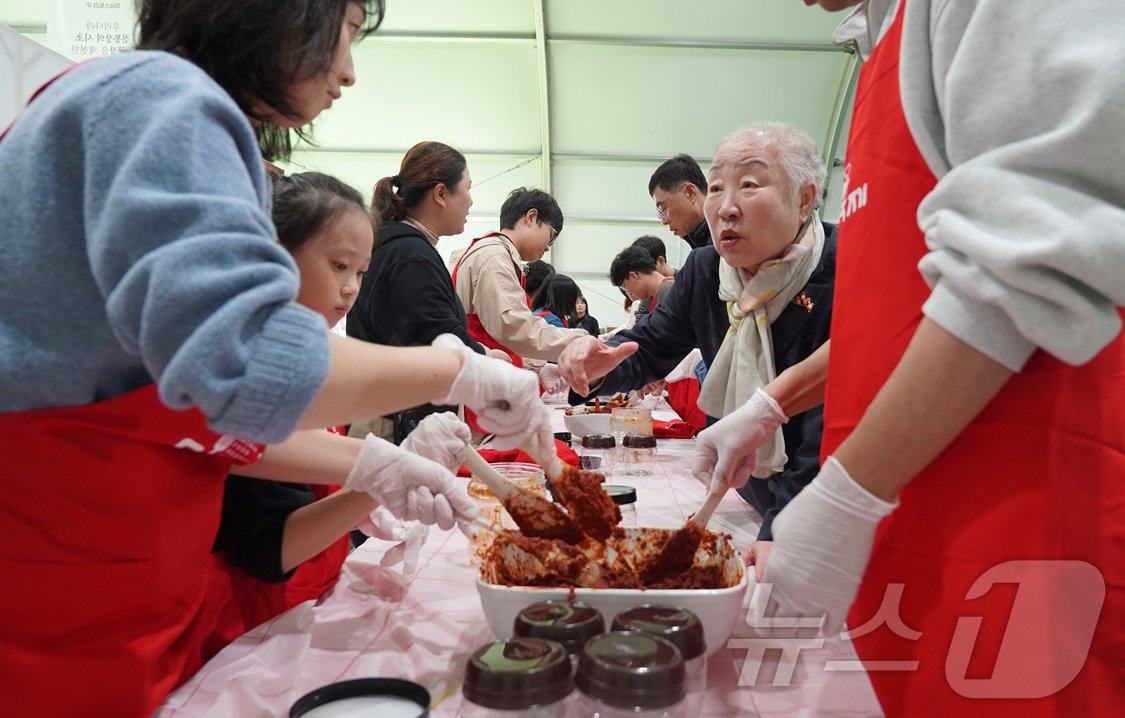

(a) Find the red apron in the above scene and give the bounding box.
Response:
[451,232,527,368]
[452,233,543,430]
[0,385,264,717]
[201,430,351,662]
[826,3,1125,715]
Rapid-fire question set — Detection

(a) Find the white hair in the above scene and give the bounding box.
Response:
[719,121,827,210]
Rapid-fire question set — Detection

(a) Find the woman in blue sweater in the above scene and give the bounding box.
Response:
[0,2,550,715]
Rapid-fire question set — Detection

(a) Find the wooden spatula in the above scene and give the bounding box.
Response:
[639,488,725,585]
[521,431,621,542]
[461,443,582,544]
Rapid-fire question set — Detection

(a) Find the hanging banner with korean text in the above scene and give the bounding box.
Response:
[47,0,137,61]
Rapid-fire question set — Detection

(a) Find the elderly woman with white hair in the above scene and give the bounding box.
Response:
[560,121,836,573]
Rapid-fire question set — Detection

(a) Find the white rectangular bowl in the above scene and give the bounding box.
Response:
[476,528,748,657]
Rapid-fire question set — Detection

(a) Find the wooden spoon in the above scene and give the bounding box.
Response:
[462,443,583,544]
[521,432,621,542]
[638,488,725,585]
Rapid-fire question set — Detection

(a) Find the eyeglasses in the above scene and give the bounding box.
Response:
[545,223,559,247]
[655,184,687,222]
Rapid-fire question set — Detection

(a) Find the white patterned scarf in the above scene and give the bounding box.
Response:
[698,218,824,477]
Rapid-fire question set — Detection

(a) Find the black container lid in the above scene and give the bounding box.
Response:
[576,632,685,710]
[602,484,637,506]
[463,638,573,710]
[290,678,430,717]
[611,605,706,661]
[622,433,657,449]
[581,433,616,449]
[513,600,606,656]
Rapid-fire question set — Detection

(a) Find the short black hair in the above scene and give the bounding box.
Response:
[609,246,658,287]
[648,153,706,195]
[631,235,667,263]
[272,172,369,254]
[523,259,555,303]
[138,1,385,161]
[499,187,564,235]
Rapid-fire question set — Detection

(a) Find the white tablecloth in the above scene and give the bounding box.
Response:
[158,401,883,717]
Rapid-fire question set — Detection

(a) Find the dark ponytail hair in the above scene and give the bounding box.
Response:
[272,171,370,253]
[373,141,467,222]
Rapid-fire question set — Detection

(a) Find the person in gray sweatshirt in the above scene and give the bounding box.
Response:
[696,1,1125,715]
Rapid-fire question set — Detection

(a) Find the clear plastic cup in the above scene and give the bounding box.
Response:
[466,462,547,565]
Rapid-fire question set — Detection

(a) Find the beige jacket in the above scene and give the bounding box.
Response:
[451,235,585,361]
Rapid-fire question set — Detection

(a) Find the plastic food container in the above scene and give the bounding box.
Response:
[574,632,685,717]
[621,434,658,475]
[603,484,637,527]
[513,600,606,663]
[611,605,706,715]
[608,407,653,439]
[579,434,616,474]
[466,462,548,565]
[462,637,574,717]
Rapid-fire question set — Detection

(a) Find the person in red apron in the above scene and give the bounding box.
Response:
[452,188,638,419]
[0,4,553,715]
[451,188,586,367]
[201,173,477,661]
[701,1,1125,713]
[203,171,375,660]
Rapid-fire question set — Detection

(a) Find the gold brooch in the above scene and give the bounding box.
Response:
[793,293,814,313]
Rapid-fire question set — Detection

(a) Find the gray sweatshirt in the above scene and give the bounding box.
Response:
[838,0,1125,370]
[0,52,329,443]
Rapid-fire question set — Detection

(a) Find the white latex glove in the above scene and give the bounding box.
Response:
[692,387,789,492]
[557,335,639,396]
[538,363,566,396]
[354,504,408,541]
[432,334,550,451]
[762,456,898,635]
[401,412,469,470]
[344,434,479,531]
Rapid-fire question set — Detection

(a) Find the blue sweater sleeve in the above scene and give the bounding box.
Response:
[1,53,328,442]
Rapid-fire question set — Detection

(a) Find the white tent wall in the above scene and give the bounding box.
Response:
[2,0,856,329]
[0,24,71,131]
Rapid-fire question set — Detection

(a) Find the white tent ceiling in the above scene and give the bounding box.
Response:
[2,0,856,324]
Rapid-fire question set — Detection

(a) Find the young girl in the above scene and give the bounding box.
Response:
[205,172,470,661]
[532,273,580,328]
[0,2,549,714]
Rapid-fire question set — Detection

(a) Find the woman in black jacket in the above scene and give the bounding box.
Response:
[348,141,505,440]
[569,293,600,335]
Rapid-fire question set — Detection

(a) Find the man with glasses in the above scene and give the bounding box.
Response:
[649,153,711,250]
[451,187,599,377]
